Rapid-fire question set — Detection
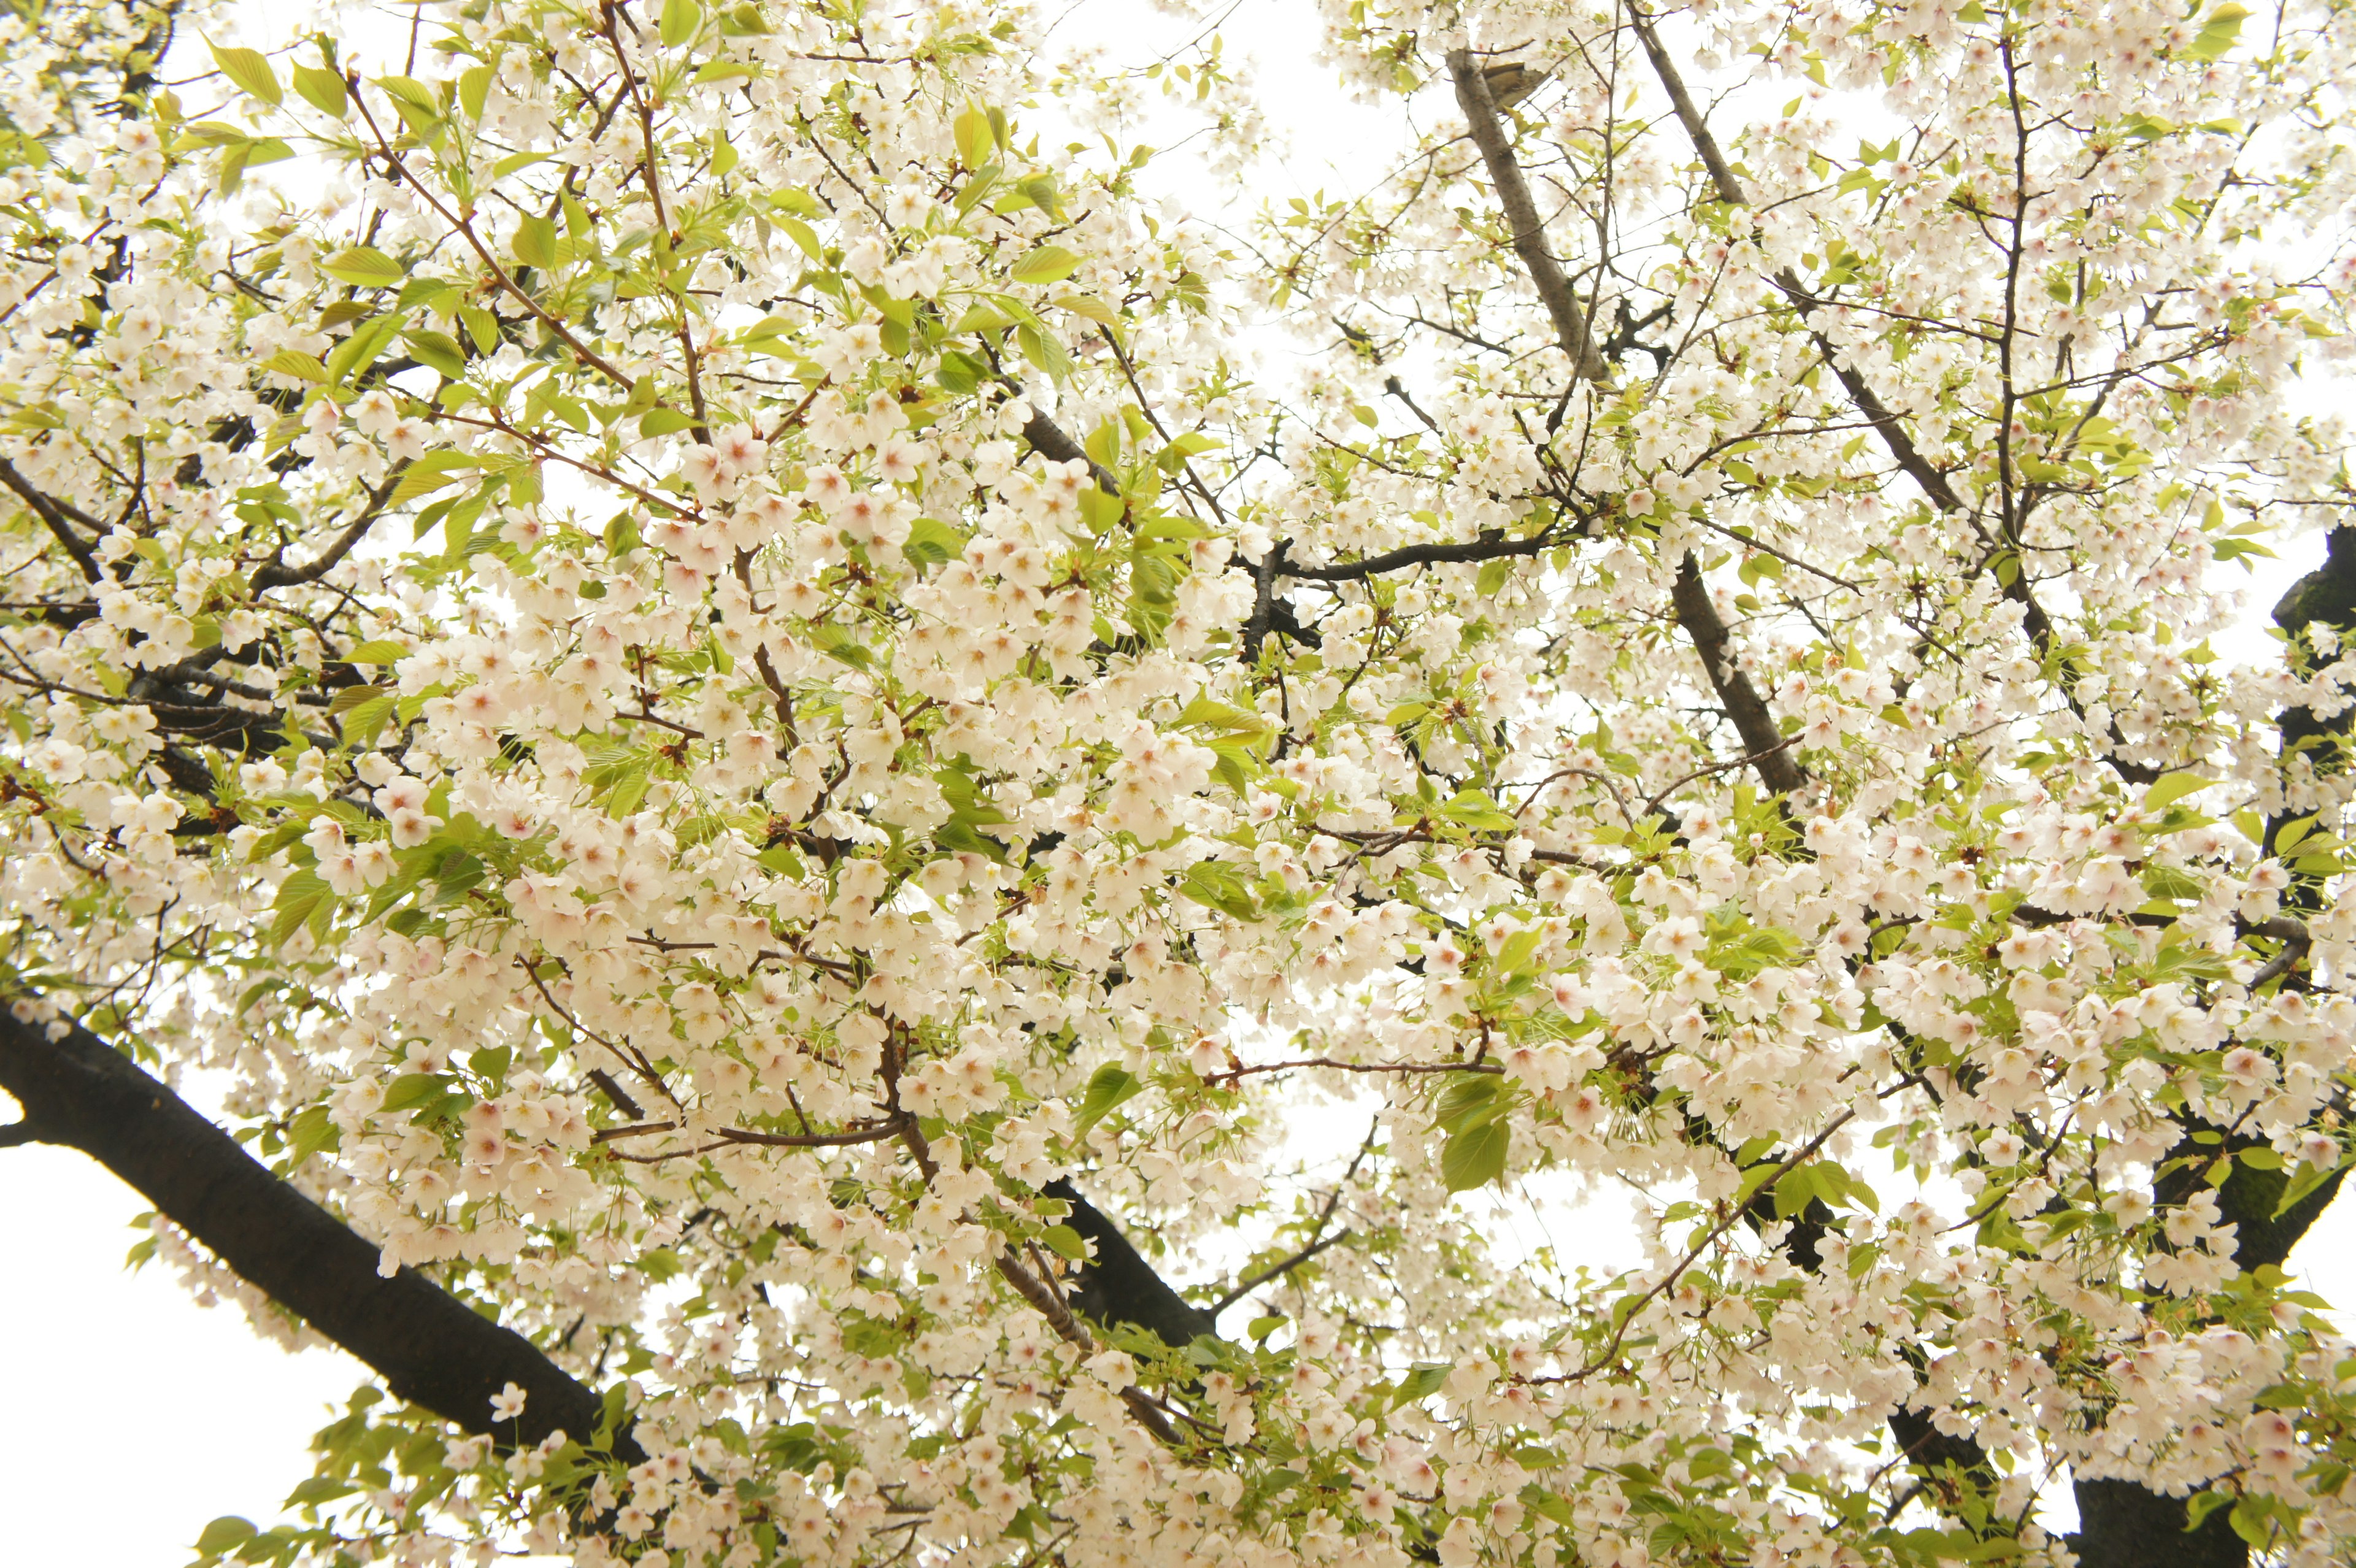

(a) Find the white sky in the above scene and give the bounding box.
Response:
[3,2,2354,1561]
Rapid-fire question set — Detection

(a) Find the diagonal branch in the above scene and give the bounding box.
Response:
[1451,39,1804,797]
[1208,1227,1350,1318]
[248,462,409,593]
[0,1001,641,1461]
[1626,1,2157,783]
[1671,555,1808,794]
[1044,1177,1219,1348]
[1279,526,1571,583]
[0,455,106,583]
[1447,50,1610,382]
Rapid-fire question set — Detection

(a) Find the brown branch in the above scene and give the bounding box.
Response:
[1626,1,2158,783]
[1043,1178,1218,1348]
[351,96,633,391]
[1278,526,1571,583]
[1560,1108,1854,1380]
[1446,49,1608,381]
[1207,1227,1350,1318]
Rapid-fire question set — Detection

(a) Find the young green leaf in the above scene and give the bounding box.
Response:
[1441,1120,1510,1191]
[291,63,349,118]
[1009,245,1083,286]
[209,42,283,106]
[319,246,406,288]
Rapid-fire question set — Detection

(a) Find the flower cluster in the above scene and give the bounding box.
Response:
[3,0,2356,1565]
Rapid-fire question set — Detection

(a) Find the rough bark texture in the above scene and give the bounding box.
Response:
[0,1006,640,1460]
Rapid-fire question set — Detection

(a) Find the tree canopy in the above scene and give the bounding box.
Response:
[2,0,2355,1564]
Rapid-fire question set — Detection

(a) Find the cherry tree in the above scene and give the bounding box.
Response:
[3,0,2355,1564]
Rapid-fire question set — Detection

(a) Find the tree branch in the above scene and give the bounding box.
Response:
[248,461,409,593]
[1278,526,1568,583]
[0,455,106,583]
[1446,49,1609,382]
[0,1002,641,1461]
[1207,1227,1350,1319]
[1044,1177,1219,1348]
[1671,554,1808,794]
[1626,1,2159,784]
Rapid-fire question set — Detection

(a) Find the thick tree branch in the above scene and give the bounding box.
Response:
[1019,412,1122,498]
[0,1003,641,1461]
[1044,1177,1219,1348]
[1671,555,1808,794]
[1279,526,1568,583]
[1446,49,1609,382]
[1448,38,1803,798]
[2269,523,2356,859]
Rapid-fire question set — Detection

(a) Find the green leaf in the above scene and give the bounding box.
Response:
[637,407,698,436]
[1441,1120,1510,1191]
[458,64,492,122]
[2189,2,2249,60]
[261,350,328,383]
[1073,1063,1142,1136]
[2274,1154,2346,1220]
[901,516,963,568]
[1773,1163,1821,1220]
[1492,926,1544,975]
[512,214,558,271]
[285,1475,358,1507]
[953,106,995,167]
[1391,1362,1450,1407]
[1433,1074,1507,1134]
[372,75,442,140]
[1436,789,1517,832]
[269,870,328,947]
[196,1516,258,1557]
[380,1072,450,1113]
[328,683,389,717]
[320,246,405,288]
[777,215,824,263]
[2143,772,2214,812]
[403,327,468,380]
[1039,1223,1089,1262]
[388,450,478,502]
[1009,244,1083,286]
[291,63,349,118]
[209,43,282,106]
[285,1104,339,1166]
[2184,1489,2235,1532]
[342,639,409,664]
[1246,1314,1285,1340]
[323,312,401,387]
[661,0,704,47]
[694,60,759,83]
[2227,1494,2273,1548]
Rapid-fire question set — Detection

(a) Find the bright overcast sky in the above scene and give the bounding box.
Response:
[4,2,2354,1562]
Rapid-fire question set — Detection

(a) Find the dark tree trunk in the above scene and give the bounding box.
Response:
[0,1007,639,1461]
